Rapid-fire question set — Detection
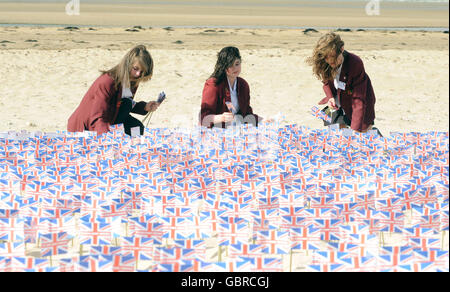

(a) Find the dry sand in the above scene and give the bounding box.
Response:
[0,26,448,134]
[0,2,448,135]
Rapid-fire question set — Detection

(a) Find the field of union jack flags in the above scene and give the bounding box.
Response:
[0,123,448,272]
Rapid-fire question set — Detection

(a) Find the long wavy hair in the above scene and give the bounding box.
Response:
[210,46,241,86]
[101,45,153,89]
[307,33,345,81]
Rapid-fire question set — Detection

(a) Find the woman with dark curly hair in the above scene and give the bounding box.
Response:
[307,33,376,133]
[200,46,261,128]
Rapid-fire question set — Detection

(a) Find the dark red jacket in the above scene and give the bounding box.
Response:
[67,74,147,135]
[319,51,376,132]
[200,77,259,128]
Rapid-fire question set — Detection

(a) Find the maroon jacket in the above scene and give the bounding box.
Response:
[319,51,376,132]
[67,74,148,135]
[200,77,259,128]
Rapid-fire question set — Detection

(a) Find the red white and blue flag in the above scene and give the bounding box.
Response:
[0,125,448,271]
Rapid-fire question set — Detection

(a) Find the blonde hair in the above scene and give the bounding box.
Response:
[307,32,345,81]
[101,45,153,89]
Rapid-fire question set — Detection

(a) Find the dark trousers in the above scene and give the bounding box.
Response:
[322,107,351,127]
[113,98,144,136]
[322,106,382,136]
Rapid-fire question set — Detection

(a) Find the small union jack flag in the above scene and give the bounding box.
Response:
[0,217,24,242]
[254,230,290,254]
[154,247,198,264]
[80,222,112,245]
[0,241,25,257]
[40,232,71,257]
[155,260,197,272]
[90,245,122,256]
[218,223,250,246]
[234,256,283,272]
[121,236,153,261]
[9,257,49,272]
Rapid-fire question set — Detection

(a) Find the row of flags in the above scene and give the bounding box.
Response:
[0,123,448,271]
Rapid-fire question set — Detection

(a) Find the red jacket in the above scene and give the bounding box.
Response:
[200,77,259,128]
[319,51,376,132]
[67,74,147,135]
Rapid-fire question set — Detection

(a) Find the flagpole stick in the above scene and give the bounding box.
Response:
[290,249,293,272]
[442,231,445,250]
[143,112,154,128]
[142,111,150,124]
[218,245,222,262]
[80,244,83,256]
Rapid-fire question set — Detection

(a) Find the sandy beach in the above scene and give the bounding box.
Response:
[0,1,449,272]
[0,25,448,134]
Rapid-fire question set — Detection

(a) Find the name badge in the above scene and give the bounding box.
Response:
[130,126,141,137]
[337,81,346,90]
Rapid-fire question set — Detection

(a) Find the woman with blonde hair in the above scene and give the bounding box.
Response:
[307,32,376,133]
[68,45,160,135]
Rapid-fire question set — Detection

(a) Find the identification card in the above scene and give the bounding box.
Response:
[337,81,346,90]
[130,126,141,137]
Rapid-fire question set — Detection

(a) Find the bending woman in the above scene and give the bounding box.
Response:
[68,45,160,136]
[307,33,376,133]
[200,46,261,128]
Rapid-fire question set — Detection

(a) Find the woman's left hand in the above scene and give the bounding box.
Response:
[145,101,159,112]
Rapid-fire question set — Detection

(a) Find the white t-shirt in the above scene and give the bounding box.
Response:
[122,86,136,108]
[227,77,240,114]
[333,62,344,108]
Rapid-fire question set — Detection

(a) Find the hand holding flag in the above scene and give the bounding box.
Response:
[143,91,166,127]
[311,106,332,123]
[157,91,166,104]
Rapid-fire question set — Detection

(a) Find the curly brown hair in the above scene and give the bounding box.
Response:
[307,32,345,81]
[210,46,241,86]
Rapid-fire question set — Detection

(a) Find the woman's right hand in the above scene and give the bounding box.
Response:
[221,112,234,123]
[327,98,339,110]
[145,101,159,112]
[214,112,234,124]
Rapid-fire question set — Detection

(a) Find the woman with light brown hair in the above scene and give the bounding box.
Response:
[68,45,160,135]
[307,32,376,133]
